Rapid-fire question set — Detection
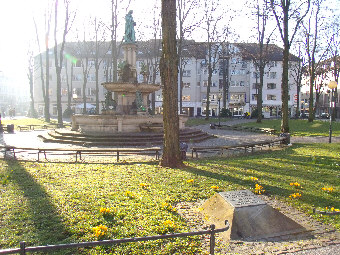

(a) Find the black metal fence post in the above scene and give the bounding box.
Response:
[209,224,216,255]
[19,242,25,255]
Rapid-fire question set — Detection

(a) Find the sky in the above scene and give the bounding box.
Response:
[0,0,251,86]
[2,0,337,89]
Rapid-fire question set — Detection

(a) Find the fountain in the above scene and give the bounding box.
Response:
[71,10,187,134]
[39,11,213,147]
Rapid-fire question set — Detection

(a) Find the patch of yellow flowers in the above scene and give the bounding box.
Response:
[289,192,302,199]
[250,177,258,181]
[290,182,301,188]
[163,219,176,227]
[186,179,194,184]
[254,184,265,195]
[93,224,108,238]
[161,202,177,212]
[322,187,334,193]
[99,207,116,216]
[125,190,135,198]
[139,183,149,189]
[325,207,340,212]
[211,185,219,190]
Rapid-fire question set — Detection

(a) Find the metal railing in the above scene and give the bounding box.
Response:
[0,222,229,255]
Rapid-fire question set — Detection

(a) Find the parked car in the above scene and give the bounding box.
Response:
[300,113,309,119]
[320,113,329,119]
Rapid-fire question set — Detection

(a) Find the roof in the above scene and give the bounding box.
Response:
[234,43,300,62]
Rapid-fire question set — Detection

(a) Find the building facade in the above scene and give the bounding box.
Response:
[33,41,299,118]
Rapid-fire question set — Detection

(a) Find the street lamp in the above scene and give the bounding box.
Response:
[217,92,222,127]
[328,81,338,143]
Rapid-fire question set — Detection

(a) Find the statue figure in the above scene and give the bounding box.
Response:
[103,91,116,110]
[135,91,145,111]
[124,10,136,43]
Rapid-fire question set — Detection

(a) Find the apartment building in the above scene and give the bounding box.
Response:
[33,41,300,118]
[0,71,29,117]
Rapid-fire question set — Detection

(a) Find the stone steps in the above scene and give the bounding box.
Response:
[38,128,215,147]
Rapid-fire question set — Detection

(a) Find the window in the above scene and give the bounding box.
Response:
[87,88,96,96]
[75,60,82,67]
[197,81,201,87]
[183,70,191,77]
[87,74,96,81]
[212,69,218,75]
[252,94,258,101]
[267,95,276,100]
[230,94,245,101]
[138,61,144,67]
[182,95,190,101]
[252,83,259,89]
[212,81,217,87]
[231,69,246,75]
[267,83,276,89]
[239,81,245,87]
[61,88,68,96]
[253,72,259,79]
[72,74,82,81]
[268,61,277,67]
[241,61,247,68]
[203,80,208,87]
[203,69,208,75]
[156,95,163,101]
[73,88,81,97]
[231,58,238,64]
[183,82,191,88]
[268,72,277,79]
[88,59,95,67]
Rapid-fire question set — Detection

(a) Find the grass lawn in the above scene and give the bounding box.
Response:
[239,119,340,137]
[0,143,339,254]
[1,118,56,131]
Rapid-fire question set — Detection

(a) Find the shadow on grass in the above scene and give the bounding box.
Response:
[182,146,339,209]
[4,159,72,249]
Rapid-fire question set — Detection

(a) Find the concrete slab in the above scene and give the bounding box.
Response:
[201,190,310,241]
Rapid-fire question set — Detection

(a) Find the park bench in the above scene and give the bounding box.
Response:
[0,145,161,162]
[18,125,30,131]
[191,137,286,158]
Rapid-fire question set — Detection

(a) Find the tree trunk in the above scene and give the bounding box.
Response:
[160,0,183,168]
[257,62,264,123]
[280,4,290,133]
[45,47,51,122]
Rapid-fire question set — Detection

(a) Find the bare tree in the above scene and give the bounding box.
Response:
[160,0,183,168]
[110,0,131,83]
[77,37,95,114]
[93,18,110,114]
[33,7,52,122]
[27,49,37,117]
[138,2,162,114]
[53,0,75,126]
[302,0,330,122]
[177,0,200,113]
[329,23,340,118]
[291,44,306,118]
[202,0,229,120]
[270,0,310,133]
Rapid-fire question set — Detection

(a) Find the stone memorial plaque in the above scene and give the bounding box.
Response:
[219,190,266,208]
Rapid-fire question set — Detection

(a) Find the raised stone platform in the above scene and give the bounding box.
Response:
[38,128,215,147]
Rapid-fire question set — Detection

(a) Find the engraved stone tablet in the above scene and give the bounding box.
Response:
[219,190,266,208]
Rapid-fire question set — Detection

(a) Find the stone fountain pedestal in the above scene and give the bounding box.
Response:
[71,13,188,134]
